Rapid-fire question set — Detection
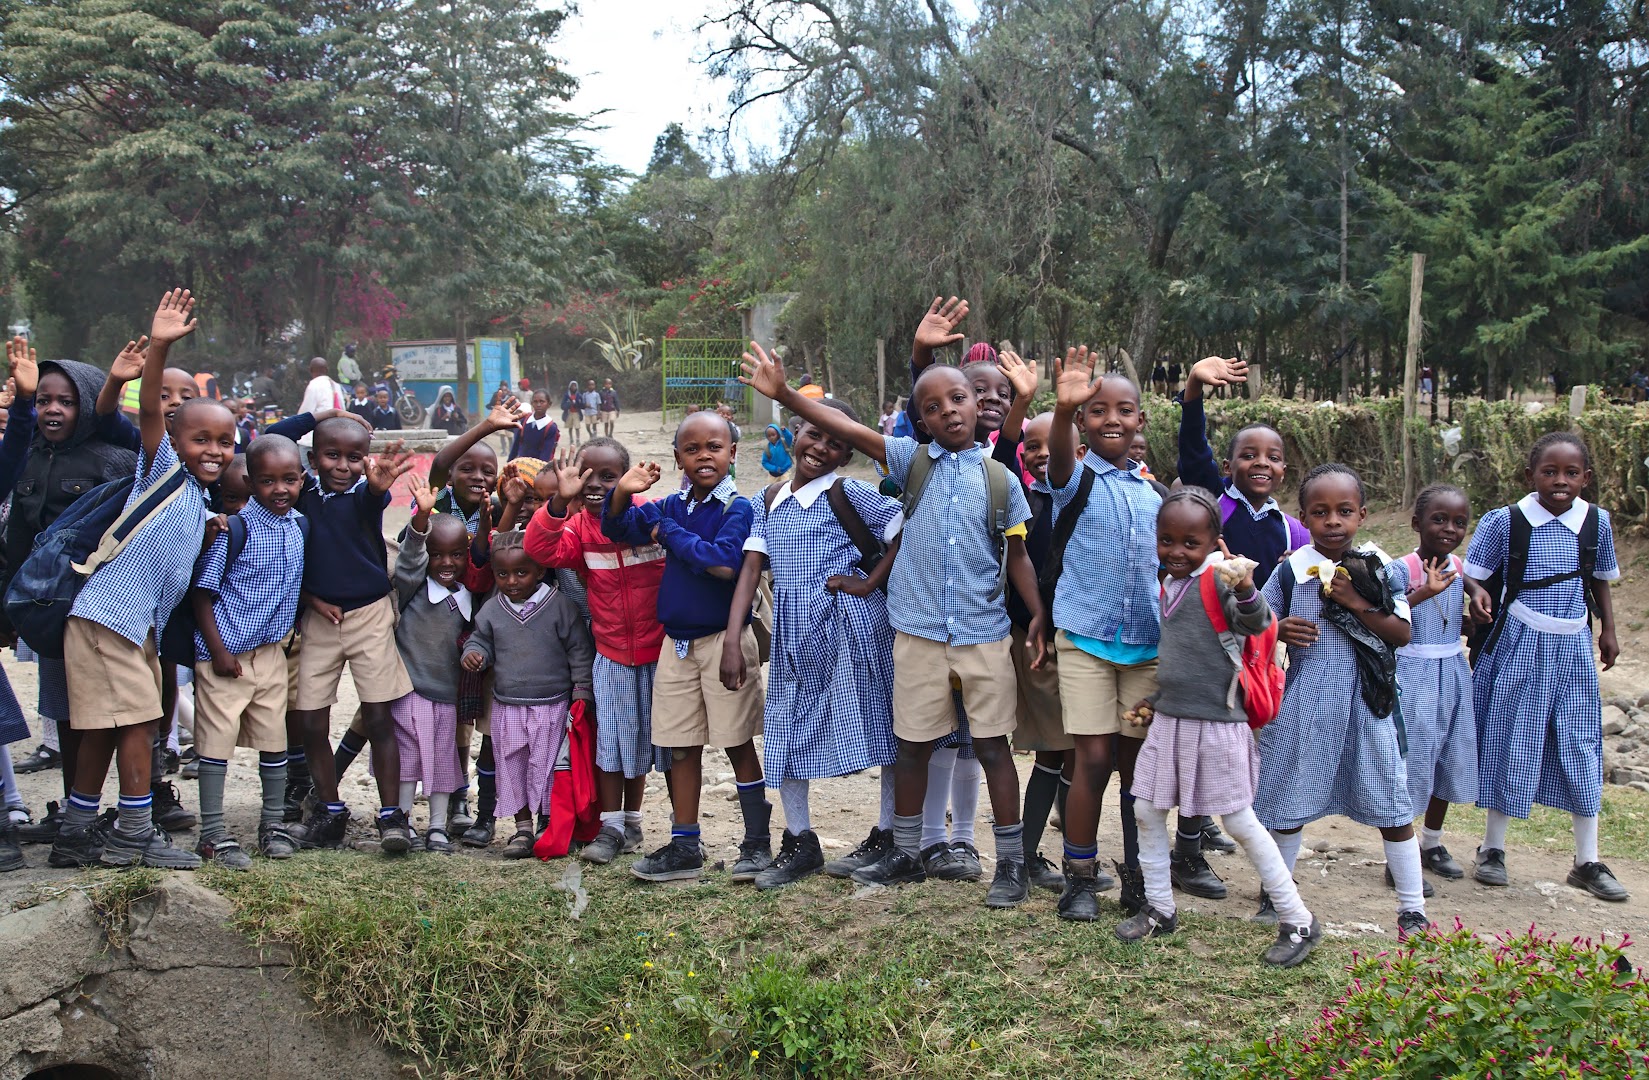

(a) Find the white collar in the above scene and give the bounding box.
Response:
[1284,541,1393,581]
[1224,484,1282,519]
[1187,550,1223,578]
[1518,492,1590,534]
[527,413,554,430]
[680,475,739,513]
[310,474,364,501]
[425,578,474,620]
[503,582,552,615]
[770,472,837,512]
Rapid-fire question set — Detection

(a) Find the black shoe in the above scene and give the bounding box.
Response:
[1171,849,1229,899]
[48,823,104,868]
[1421,844,1465,880]
[1397,910,1430,940]
[984,858,1030,908]
[161,748,180,775]
[501,828,536,860]
[949,841,985,882]
[580,826,626,865]
[922,842,970,881]
[1057,866,1101,921]
[288,805,351,850]
[1200,820,1238,854]
[101,826,201,869]
[460,817,496,849]
[1115,859,1145,916]
[425,828,456,855]
[19,801,61,845]
[151,780,196,832]
[13,744,60,774]
[730,838,773,882]
[0,824,23,873]
[258,823,299,860]
[755,830,825,890]
[283,766,314,824]
[1384,865,1436,898]
[1568,861,1631,902]
[631,839,704,882]
[1029,853,1065,892]
[850,846,927,886]
[377,809,412,855]
[825,827,893,878]
[1473,847,1509,887]
[1115,904,1178,941]
[1251,890,1279,924]
[1263,916,1321,968]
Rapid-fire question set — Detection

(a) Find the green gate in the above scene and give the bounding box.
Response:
[660,338,748,421]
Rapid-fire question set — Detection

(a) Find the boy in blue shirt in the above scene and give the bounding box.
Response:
[744,343,1050,908]
[51,289,232,870]
[284,417,417,853]
[189,434,308,868]
[602,411,768,884]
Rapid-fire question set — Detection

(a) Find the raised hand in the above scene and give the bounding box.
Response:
[365,441,413,494]
[501,473,529,506]
[913,296,969,353]
[615,461,662,499]
[407,474,439,516]
[486,396,523,432]
[1053,346,1097,412]
[738,342,788,399]
[999,345,1039,400]
[6,336,38,397]
[553,453,586,505]
[149,288,199,345]
[110,336,150,383]
[1189,355,1248,391]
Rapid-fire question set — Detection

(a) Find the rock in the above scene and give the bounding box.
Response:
[714,772,735,785]
[1631,781,1649,795]
[1602,705,1629,736]
[1612,766,1648,786]
[1615,739,1638,755]
[706,781,735,799]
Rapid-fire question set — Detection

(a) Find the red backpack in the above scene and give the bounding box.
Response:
[1189,570,1285,730]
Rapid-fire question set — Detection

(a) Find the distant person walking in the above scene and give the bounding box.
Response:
[600,378,620,437]
[299,356,343,416]
[560,380,582,448]
[580,379,601,441]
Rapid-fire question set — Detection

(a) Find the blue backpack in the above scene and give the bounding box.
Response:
[4,464,189,659]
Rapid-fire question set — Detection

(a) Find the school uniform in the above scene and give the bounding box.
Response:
[294,475,413,710]
[510,415,560,461]
[746,473,901,784]
[464,583,594,818]
[1050,451,1163,739]
[66,434,209,728]
[1395,554,1479,816]
[390,522,472,796]
[1464,496,1618,819]
[191,500,306,758]
[602,475,764,748]
[881,436,1031,743]
[1255,546,1413,831]
[1176,396,1305,587]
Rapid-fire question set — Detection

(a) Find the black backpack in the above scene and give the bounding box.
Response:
[1469,502,1600,663]
[763,479,886,586]
[1038,466,1169,598]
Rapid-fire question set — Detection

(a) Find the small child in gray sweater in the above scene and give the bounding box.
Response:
[389,477,475,853]
[462,528,595,858]
[1118,488,1320,969]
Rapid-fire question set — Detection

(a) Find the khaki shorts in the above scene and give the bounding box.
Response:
[651,629,764,748]
[295,595,413,710]
[1055,631,1156,739]
[283,632,301,711]
[892,632,1017,743]
[599,409,617,421]
[1012,625,1071,753]
[64,616,162,730]
[194,641,289,758]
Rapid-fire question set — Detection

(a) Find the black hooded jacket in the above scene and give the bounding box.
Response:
[4,359,138,576]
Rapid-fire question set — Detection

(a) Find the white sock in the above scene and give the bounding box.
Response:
[878,769,896,831]
[780,778,811,834]
[1573,813,1600,866]
[166,711,181,755]
[624,809,642,829]
[600,810,623,830]
[1271,828,1304,875]
[428,792,450,832]
[1223,808,1311,927]
[1483,809,1511,852]
[399,781,417,816]
[922,748,959,849]
[1134,800,1175,917]
[1384,836,1426,914]
[1419,826,1444,851]
[173,684,195,746]
[949,756,982,846]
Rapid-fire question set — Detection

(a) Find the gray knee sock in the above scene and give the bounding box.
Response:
[258,754,287,828]
[893,812,923,857]
[993,822,1025,866]
[197,757,229,841]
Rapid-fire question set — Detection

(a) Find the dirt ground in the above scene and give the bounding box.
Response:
[5,404,1647,946]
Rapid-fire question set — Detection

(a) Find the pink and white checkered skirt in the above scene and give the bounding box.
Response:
[490,699,571,819]
[1131,713,1258,817]
[390,692,465,795]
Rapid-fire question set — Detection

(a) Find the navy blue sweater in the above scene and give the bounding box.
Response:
[509,419,560,461]
[601,489,751,641]
[296,477,392,611]
[1177,397,1301,587]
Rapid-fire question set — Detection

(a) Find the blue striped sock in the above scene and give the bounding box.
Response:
[1064,841,1099,863]
[117,792,154,838]
[671,823,700,848]
[378,806,398,820]
[64,790,101,829]
[325,801,346,815]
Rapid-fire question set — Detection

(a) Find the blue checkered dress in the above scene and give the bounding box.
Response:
[747,475,901,784]
[1465,500,1618,818]
[0,667,27,746]
[1254,547,1413,831]
[1395,555,1478,815]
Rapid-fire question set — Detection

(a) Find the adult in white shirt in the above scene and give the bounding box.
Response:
[299,356,343,416]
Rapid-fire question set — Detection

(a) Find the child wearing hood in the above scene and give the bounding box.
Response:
[431,385,468,436]
[761,424,792,478]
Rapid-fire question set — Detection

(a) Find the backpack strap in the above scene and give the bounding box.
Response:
[1580,504,1600,615]
[222,515,249,574]
[983,457,1011,602]
[72,464,188,576]
[762,482,786,514]
[1037,465,1096,594]
[1191,571,1244,712]
[1218,493,1238,525]
[825,479,882,575]
[1274,557,1296,620]
[899,448,938,523]
[1401,552,1424,591]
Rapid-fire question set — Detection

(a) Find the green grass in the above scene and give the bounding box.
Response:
[1441,786,1649,863]
[208,856,1352,1079]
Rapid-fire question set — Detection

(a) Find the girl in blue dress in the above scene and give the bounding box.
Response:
[1463,432,1626,902]
[1257,463,1428,939]
[721,399,902,889]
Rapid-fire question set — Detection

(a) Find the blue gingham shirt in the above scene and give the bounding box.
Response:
[682,474,740,514]
[883,435,1031,645]
[193,499,306,661]
[70,434,209,647]
[1051,450,1163,645]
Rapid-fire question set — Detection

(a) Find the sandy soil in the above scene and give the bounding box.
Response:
[4,405,1646,946]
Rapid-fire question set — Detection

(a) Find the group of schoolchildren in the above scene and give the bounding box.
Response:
[0,290,1630,972]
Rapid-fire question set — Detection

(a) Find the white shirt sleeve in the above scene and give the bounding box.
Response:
[300,376,336,416]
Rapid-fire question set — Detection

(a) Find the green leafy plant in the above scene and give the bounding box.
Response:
[1187,923,1646,1079]
[584,305,655,371]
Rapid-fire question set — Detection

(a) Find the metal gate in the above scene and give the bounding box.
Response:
[660,338,747,420]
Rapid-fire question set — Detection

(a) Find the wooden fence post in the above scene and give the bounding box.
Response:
[1402,253,1426,508]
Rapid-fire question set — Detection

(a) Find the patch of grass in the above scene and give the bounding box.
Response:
[88,867,163,947]
[1442,786,1649,863]
[210,856,1351,1078]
